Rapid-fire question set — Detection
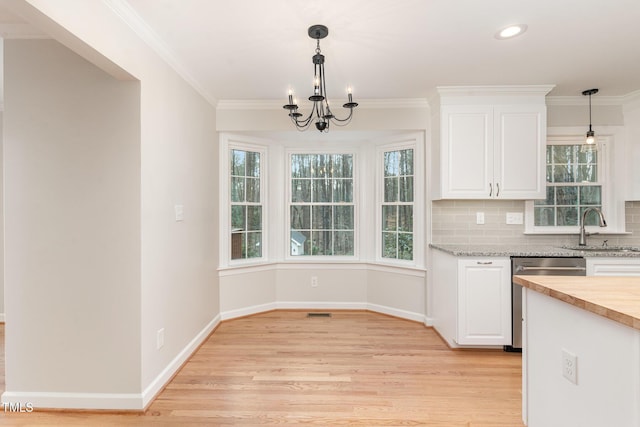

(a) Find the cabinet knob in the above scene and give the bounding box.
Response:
[489,183,492,197]
[496,183,500,197]
[477,261,493,265]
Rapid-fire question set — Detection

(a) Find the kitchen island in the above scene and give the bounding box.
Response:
[513,275,640,427]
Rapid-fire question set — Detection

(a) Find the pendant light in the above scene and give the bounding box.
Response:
[581,88,598,152]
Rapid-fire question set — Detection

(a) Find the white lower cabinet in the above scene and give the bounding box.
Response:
[432,250,511,347]
[457,258,511,345]
[587,257,640,276]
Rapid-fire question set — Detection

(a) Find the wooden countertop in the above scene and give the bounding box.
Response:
[513,275,640,331]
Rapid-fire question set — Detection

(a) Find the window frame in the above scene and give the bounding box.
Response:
[376,138,422,267]
[525,135,617,234]
[285,149,358,261]
[220,135,268,267]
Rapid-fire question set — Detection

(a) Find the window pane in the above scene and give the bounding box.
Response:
[384,151,399,176]
[398,233,413,260]
[556,186,578,205]
[312,178,332,203]
[231,205,246,230]
[334,206,354,230]
[580,186,601,205]
[553,165,574,183]
[246,178,260,203]
[382,232,397,258]
[534,207,555,226]
[291,206,310,230]
[577,149,597,164]
[311,230,333,255]
[382,206,397,231]
[332,154,353,178]
[557,207,578,226]
[552,145,573,164]
[400,149,414,175]
[398,205,413,232]
[246,232,262,258]
[399,177,413,202]
[313,155,331,178]
[292,179,311,202]
[333,179,353,203]
[384,177,398,202]
[247,206,262,231]
[312,205,332,229]
[334,231,354,256]
[231,149,246,176]
[546,145,552,164]
[577,165,597,182]
[291,154,312,178]
[290,230,310,256]
[231,177,245,202]
[246,152,260,177]
[535,186,554,206]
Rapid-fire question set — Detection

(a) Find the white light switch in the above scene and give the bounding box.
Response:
[174,205,184,222]
[506,212,524,225]
[476,212,485,225]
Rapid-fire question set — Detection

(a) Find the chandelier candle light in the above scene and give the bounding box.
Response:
[283,25,358,132]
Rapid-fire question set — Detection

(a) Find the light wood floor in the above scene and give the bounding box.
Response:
[0,311,524,426]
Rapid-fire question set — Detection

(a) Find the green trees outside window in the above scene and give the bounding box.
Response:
[230,149,262,259]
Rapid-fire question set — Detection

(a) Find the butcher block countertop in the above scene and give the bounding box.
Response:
[513,275,640,331]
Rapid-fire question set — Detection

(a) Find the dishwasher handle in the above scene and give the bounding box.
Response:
[516,266,586,273]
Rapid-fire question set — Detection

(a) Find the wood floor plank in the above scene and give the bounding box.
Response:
[0,311,524,425]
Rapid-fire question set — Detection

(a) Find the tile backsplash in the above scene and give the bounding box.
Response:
[431,200,640,247]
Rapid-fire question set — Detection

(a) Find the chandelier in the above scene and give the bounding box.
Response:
[283,25,358,132]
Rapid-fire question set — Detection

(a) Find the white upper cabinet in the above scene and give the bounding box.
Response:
[436,86,554,200]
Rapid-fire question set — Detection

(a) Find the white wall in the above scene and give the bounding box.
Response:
[3,39,141,397]
[2,1,219,409]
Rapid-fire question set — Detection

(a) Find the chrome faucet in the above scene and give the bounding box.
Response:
[578,207,607,246]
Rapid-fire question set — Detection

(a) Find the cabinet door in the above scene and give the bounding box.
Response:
[440,105,493,199]
[493,105,546,199]
[457,258,511,345]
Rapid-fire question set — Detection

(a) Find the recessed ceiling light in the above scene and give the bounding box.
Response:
[495,24,528,40]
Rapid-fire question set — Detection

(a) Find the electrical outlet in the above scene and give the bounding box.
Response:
[157,328,165,350]
[311,276,318,287]
[476,212,485,225]
[562,349,577,384]
[506,212,524,225]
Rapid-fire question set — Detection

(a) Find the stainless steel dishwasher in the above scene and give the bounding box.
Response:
[506,257,586,352]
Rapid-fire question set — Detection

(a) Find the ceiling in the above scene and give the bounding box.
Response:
[2,0,640,104]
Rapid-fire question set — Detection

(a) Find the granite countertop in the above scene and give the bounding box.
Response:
[429,243,640,258]
[513,275,640,331]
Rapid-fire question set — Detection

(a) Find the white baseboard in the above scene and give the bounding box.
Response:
[276,301,368,311]
[423,316,434,327]
[220,302,277,321]
[1,314,222,411]
[222,301,424,324]
[366,303,424,323]
[141,314,221,409]
[1,391,143,411]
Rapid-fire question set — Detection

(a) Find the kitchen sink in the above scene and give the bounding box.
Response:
[560,245,640,253]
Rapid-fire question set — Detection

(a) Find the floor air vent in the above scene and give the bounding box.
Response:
[307,312,332,318]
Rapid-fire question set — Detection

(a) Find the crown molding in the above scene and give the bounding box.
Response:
[437,85,555,97]
[103,0,218,106]
[216,98,429,110]
[545,95,625,106]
